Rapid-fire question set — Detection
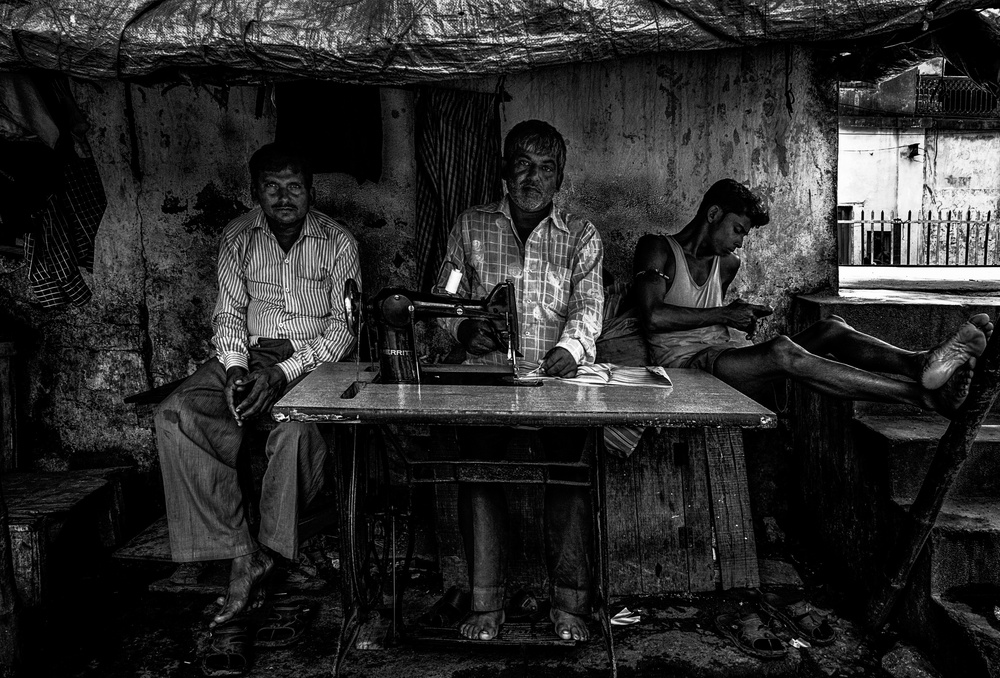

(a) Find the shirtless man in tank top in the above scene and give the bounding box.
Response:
[604,179,992,417]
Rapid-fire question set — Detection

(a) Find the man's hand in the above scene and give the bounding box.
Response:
[457,319,501,356]
[224,366,250,422]
[231,366,288,424]
[541,347,578,378]
[721,299,773,333]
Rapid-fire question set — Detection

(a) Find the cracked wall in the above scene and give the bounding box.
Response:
[0,47,837,491]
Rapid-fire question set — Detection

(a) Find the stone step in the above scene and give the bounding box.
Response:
[3,468,128,607]
[855,414,1000,500]
[892,497,1000,597]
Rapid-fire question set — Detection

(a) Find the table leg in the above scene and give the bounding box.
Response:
[593,427,617,678]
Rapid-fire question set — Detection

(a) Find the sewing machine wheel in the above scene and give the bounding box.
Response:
[343,278,362,337]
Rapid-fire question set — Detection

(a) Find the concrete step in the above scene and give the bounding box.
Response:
[891,497,1000,598]
[855,414,1000,500]
[935,587,1000,678]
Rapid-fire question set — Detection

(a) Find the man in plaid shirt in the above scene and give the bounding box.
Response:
[436,120,604,642]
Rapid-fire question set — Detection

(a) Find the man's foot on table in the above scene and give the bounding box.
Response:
[459,610,504,640]
[551,607,589,641]
[211,549,275,628]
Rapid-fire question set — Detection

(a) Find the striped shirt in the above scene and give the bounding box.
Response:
[435,196,604,366]
[212,207,361,383]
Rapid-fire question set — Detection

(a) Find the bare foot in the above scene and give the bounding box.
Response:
[928,361,976,418]
[459,610,504,640]
[551,607,590,641]
[210,548,275,628]
[920,315,990,390]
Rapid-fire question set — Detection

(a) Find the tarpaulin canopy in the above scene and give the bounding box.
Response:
[0,0,998,84]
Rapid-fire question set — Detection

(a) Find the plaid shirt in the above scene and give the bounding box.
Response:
[212,207,361,382]
[436,196,604,366]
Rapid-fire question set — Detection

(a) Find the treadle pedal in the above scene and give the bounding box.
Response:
[404,621,578,647]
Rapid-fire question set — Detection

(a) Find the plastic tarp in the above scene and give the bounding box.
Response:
[0,0,997,83]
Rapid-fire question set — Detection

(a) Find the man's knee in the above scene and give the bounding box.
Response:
[813,315,852,339]
[766,335,812,373]
[267,422,326,458]
[154,389,188,429]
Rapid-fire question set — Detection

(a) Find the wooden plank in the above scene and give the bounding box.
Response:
[0,343,15,471]
[113,515,171,562]
[680,429,717,591]
[605,429,720,595]
[702,428,759,590]
[274,363,777,429]
[604,452,642,595]
[635,431,691,593]
[8,518,44,607]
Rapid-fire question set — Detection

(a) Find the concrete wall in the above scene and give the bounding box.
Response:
[838,128,1000,216]
[923,130,1000,215]
[0,47,838,483]
[838,126,926,215]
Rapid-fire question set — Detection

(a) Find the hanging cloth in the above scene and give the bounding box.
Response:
[414,85,503,292]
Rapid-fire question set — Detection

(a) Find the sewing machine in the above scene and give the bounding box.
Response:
[344,279,521,384]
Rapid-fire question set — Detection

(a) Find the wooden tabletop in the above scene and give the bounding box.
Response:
[273,362,776,429]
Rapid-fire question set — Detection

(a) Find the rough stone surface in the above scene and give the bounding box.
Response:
[881,642,943,678]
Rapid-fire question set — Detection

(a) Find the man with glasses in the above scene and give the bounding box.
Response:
[155,143,361,639]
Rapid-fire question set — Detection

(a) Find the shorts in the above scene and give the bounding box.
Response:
[680,344,735,375]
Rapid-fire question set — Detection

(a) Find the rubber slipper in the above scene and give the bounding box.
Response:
[715,612,787,659]
[255,598,315,648]
[418,586,470,628]
[202,618,256,676]
[759,593,836,646]
[506,590,547,622]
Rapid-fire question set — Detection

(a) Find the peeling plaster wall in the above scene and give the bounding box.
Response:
[0,46,837,479]
[922,130,1000,214]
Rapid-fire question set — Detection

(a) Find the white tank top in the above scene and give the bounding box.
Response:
[646,236,748,366]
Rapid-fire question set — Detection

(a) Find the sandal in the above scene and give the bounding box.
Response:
[417,586,470,628]
[255,598,315,648]
[759,593,836,646]
[715,612,787,660]
[202,619,255,676]
[505,590,547,623]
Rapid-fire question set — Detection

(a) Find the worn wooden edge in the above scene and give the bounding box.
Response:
[273,407,776,429]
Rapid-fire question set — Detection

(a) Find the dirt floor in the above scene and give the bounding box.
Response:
[14,530,903,678]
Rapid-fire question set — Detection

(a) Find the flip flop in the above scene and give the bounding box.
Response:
[715,612,787,660]
[759,593,836,646]
[255,598,315,648]
[202,618,256,676]
[417,586,470,628]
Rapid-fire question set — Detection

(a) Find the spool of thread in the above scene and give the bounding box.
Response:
[444,268,462,294]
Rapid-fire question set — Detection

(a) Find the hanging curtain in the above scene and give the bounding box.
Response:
[414,86,503,292]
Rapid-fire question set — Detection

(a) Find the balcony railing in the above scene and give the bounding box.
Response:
[916,75,1000,118]
[838,210,1000,266]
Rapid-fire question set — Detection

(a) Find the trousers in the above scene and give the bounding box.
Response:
[155,339,327,562]
[456,426,593,615]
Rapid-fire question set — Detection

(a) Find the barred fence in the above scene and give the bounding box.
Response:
[838,210,1000,266]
